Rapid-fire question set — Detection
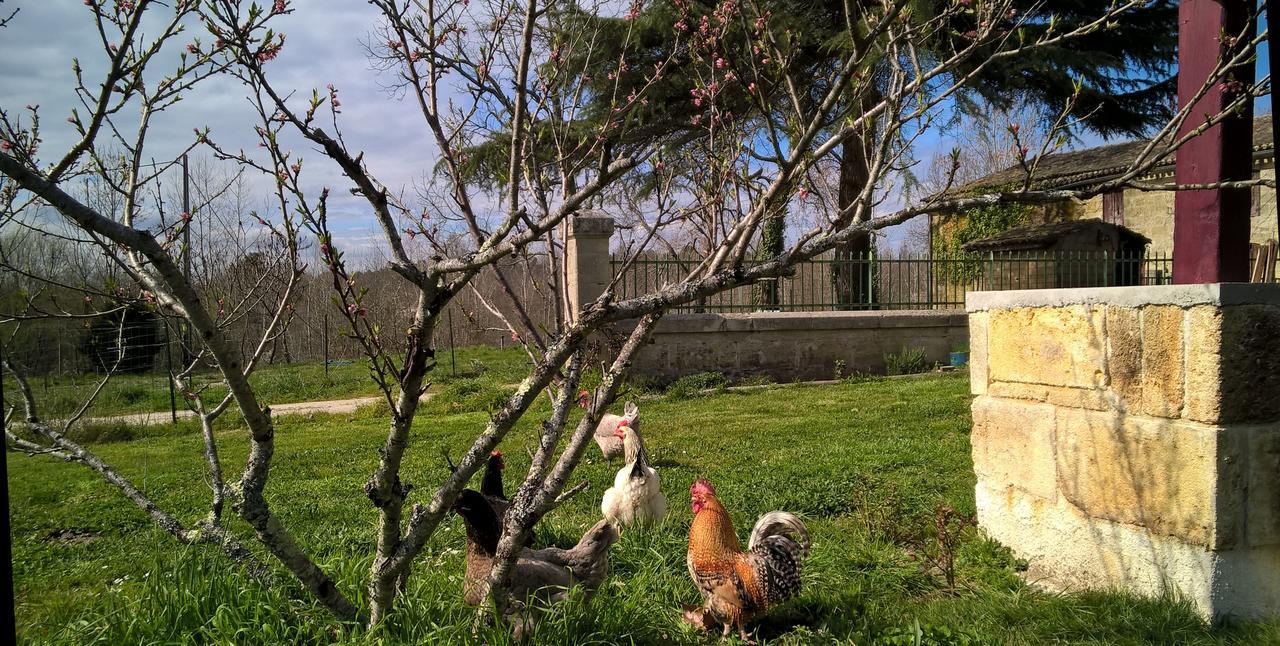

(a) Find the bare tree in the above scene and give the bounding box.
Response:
[1,0,1270,634]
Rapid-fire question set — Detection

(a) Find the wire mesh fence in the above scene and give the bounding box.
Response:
[611,250,1180,312]
[1,311,187,421]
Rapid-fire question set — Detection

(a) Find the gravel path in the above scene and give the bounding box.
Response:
[92,393,398,426]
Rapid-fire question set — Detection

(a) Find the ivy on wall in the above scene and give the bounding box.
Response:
[933,188,1035,283]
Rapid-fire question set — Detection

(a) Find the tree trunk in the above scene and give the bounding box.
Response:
[754,209,786,308]
[367,291,439,626]
[833,134,876,309]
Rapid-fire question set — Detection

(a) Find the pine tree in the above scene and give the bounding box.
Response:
[464,1,1177,306]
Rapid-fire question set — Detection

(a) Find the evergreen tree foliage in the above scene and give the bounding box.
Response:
[82,305,163,374]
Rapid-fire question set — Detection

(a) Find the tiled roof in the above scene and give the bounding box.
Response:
[958,115,1273,192]
[961,219,1151,252]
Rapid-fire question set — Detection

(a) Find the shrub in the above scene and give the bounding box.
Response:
[67,421,136,444]
[833,359,847,380]
[905,504,977,594]
[81,306,164,374]
[885,346,929,376]
[664,371,728,399]
[421,378,513,415]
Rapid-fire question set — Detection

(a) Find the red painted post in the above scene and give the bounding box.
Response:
[1172,0,1255,284]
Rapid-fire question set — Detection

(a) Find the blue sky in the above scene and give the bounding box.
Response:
[1,2,1273,258]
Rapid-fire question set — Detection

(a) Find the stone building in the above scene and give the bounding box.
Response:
[932,115,1278,257]
[962,220,1153,289]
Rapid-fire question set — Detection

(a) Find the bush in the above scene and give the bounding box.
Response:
[885,346,929,376]
[664,371,728,399]
[81,306,164,374]
[421,378,513,415]
[67,421,136,444]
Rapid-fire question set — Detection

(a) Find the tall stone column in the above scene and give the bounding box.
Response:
[565,211,615,322]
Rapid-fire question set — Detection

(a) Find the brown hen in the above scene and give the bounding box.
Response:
[453,489,619,639]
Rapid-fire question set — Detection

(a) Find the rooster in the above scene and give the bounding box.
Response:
[600,421,667,526]
[592,400,640,461]
[685,478,809,642]
[453,490,619,637]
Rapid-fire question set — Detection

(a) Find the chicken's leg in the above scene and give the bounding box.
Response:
[681,603,715,632]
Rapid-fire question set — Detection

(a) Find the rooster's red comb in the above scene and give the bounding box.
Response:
[691,478,715,497]
[490,450,503,458]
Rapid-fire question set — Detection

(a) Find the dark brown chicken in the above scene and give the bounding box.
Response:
[481,450,508,501]
[685,478,809,642]
[453,489,619,636]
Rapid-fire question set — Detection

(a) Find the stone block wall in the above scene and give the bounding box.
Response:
[1122,188,1176,253]
[628,310,968,382]
[1121,167,1276,255]
[968,284,1280,620]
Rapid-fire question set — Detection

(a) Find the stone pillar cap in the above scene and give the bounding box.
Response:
[570,210,615,237]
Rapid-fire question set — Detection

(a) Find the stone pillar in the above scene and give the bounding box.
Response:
[565,211,615,322]
[968,284,1280,621]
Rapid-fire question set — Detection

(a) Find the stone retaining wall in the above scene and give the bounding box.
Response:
[967,283,1280,621]
[627,310,968,382]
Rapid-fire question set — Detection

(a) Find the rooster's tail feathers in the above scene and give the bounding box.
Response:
[748,511,809,556]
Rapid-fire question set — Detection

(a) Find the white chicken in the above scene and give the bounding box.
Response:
[593,400,639,461]
[600,420,667,527]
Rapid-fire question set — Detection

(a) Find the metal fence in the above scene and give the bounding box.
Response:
[611,250,1179,312]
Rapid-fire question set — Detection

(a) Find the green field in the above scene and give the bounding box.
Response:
[9,374,1278,644]
[7,346,533,419]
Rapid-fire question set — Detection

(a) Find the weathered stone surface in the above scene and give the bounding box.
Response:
[565,215,614,321]
[1105,305,1144,405]
[967,283,1280,312]
[1139,305,1185,418]
[969,311,988,395]
[1103,305,1185,418]
[1054,408,1224,548]
[975,289,1280,621]
[971,396,1057,500]
[629,311,968,382]
[1185,306,1225,424]
[988,306,1106,389]
[1245,426,1280,547]
[568,212,616,237]
[1122,189,1176,254]
[1218,306,1280,424]
[975,480,1215,608]
[976,479,1280,621]
[987,381,1114,411]
[1183,305,1280,425]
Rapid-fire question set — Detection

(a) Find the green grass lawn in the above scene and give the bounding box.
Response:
[7,345,533,419]
[9,374,1278,644]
